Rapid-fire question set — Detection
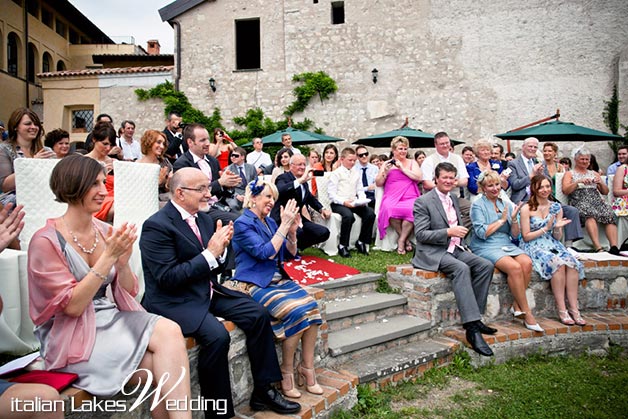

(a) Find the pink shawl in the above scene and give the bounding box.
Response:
[27,218,144,370]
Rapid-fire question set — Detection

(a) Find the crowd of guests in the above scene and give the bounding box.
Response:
[1,105,628,416]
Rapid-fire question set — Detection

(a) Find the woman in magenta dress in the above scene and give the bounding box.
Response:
[375,136,422,254]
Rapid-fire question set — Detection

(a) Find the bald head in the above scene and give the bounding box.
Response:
[170,168,211,214]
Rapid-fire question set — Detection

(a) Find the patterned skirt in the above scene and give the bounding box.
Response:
[249,279,322,339]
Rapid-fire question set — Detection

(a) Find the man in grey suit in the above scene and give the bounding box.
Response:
[509,137,582,246]
[412,162,496,356]
[225,146,258,212]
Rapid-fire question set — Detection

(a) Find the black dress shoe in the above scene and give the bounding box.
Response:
[355,241,369,255]
[465,329,494,357]
[477,321,498,335]
[250,386,301,414]
[338,246,351,258]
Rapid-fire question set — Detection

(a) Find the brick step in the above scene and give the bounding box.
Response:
[327,315,431,360]
[234,368,358,419]
[337,338,460,386]
[325,292,407,332]
[311,273,381,300]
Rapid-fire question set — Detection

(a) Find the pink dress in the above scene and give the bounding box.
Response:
[377,164,420,239]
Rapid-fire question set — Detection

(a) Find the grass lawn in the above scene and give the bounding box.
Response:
[331,347,628,419]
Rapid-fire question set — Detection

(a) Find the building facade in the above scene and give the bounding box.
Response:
[160,0,628,162]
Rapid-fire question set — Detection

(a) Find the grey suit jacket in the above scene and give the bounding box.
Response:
[508,155,534,203]
[226,162,257,196]
[412,189,463,272]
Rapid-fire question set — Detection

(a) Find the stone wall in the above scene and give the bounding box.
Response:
[174,0,628,166]
[387,261,628,330]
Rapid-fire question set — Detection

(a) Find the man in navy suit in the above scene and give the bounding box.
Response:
[272,154,331,250]
[173,124,242,280]
[140,168,300,418]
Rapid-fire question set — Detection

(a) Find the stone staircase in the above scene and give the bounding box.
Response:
[313,273,459,384]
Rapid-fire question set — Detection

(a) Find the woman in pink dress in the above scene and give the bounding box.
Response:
[375,136,422,254]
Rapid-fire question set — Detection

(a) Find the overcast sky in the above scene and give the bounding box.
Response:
[68,0,175,54]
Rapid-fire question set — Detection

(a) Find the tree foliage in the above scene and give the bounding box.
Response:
[603,84,628,156]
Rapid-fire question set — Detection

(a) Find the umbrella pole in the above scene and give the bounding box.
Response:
[504,109,560,153]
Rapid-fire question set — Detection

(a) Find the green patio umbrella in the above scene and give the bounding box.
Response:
[495,120,623,142]
[241,127,344,147]
[354,126,464,148]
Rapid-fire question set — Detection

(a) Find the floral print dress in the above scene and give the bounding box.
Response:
[519,202,584,280]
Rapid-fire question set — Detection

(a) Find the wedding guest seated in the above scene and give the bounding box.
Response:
[562,147,620,255]
[414,150,426,167]
[273,154,331,250]
[461,146,476,165]
[466,139,508,203]
[232,179,323,399]
[271,148,294,183]
[353,145,378,208]
[505,152,516,161]
[375,136,422,255]
[321,144,340,173]
[612,147,628,220]
[520,175,586,325]
[0,108,55,208]
[328,147,376,258]
[44,129,71,159]
[247,137,273,175]
[27,155,191,416]
[559,157,572,171]
[413,162,496,356]
[225,147,257,212]
[137,129,173,205]
[607,145,627,176]
[588,153,603,175]
[85,122,116,222]
[470,171,542,332]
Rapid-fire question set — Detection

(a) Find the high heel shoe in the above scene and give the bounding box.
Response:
[568,308,586,326]
[509,306,526,319]
[280,371,301,398]
[524,321,544,333]
[297,363,323,395]
[557,310,575,326]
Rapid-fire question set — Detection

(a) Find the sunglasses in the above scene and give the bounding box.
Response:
[357,152,369,158]
[231,153,240,158]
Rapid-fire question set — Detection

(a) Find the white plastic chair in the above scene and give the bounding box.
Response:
[113,161,160,299]
[373,186,398,252]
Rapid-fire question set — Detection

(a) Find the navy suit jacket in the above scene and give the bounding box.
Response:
[271,171,324,224]
[140,201,239,334]
[172,151,232,200]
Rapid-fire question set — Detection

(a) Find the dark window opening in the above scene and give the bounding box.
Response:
[27,0,38,18]
[235,19,260,70]
[72,109,94,133]
[27,43,36,83]
[42,52,52,73]
[313,0,318,3]
[55,18,67,38]
[8,33,19,77]
[332,1,345,24]
[69,28,79,44]
[41,8,53,28]
[56,60,66,71]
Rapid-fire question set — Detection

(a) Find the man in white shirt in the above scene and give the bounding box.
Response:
[607,145,628,176]
[328,147,375,257]
[246,137,272,174]
[119,120,142,161]
[281,133,301,155]
[353,145,378,208]
[421,132,471,228]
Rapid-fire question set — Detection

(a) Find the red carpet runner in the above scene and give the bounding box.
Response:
[283,256,361,286]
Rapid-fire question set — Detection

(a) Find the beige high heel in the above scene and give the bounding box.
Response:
[568,308,586,326]
[281,371,301,398]
[297,363,323,395]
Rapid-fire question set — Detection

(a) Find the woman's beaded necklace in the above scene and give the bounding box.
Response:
[63,216,99,254]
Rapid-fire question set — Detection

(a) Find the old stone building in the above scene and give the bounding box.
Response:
[160,0,628,163]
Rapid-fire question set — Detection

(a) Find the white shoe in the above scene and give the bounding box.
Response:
[525,321,544,333]
[509,306,525,318]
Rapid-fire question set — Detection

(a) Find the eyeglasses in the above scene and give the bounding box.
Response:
[357,152,369,158]
[180,185,211,194]
[231,153,240,158]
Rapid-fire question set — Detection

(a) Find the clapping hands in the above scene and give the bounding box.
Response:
[547,213,571,230]
[0,203,25,252]
[104,222,137,266]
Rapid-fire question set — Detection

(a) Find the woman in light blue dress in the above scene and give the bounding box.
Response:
[470,171,542,332]
[519,175,585,326]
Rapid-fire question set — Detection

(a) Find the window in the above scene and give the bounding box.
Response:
[27,0,38,18]
[56,60,66,71]
[55,18,67,38]
[8,33,19,77]
[72,109,94,133]
[42,52,52,73]
[69,28,79,44]
[331,1,345,24]
[235,19,260,70]
[41,8,53,28]
[27,43,37,83]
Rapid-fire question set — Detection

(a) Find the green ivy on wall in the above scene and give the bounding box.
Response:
[284,71,338,116]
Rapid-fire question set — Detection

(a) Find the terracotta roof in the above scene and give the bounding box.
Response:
[37,66,173,78]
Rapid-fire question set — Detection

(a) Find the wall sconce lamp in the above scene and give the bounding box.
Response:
[371,68,378,84]
[209,78,216,92]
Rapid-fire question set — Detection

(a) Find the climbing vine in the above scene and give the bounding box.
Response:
[284,71,338,116]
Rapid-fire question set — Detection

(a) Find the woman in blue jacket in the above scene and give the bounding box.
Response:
[231,178,322,400]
